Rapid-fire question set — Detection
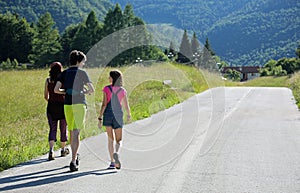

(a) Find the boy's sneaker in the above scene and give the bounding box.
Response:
[113,153,121,169]
[70,162,78,172]
[48,151,55,161]
[61,148,70,157]
[76,153,80,166]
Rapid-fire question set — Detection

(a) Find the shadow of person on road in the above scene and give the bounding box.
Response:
[0,166,117,191]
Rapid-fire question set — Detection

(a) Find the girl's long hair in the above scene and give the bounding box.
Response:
[110,70,123,86]
[49,62,62,82]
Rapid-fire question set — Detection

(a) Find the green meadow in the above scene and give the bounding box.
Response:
[0,62,299,171]
[0,62,221,171]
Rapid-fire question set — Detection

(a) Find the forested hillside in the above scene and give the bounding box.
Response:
[1,0,299,66]
[0,3,166,69]
[0,0,113,32]
[112,0,300,66]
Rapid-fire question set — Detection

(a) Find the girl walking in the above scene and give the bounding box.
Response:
[44,62,69,161]
[98,70,131,169]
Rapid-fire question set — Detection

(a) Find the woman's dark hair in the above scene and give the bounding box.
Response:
[69,50,86,66]
[110,70,123,86]
[49,62,62,82]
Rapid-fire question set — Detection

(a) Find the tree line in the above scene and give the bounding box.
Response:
[165,29,220,72]
[0,4,166,70]
[0,2,223,71]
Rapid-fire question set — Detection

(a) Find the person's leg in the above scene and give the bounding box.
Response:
[70,104,86,165]
[59,119,69,156]
[47,113,57,160]
[70,129,80,163]
[113,128,122,169]
[114,128,122,153]
[64,105,78,171]
[106,126,114,162]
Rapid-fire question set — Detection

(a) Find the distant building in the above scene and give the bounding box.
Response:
[221,66,261,81]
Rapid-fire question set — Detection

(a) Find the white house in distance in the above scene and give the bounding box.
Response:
[221,66,261,81]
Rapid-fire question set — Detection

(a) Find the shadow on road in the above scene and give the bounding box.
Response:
[0,166,117,191]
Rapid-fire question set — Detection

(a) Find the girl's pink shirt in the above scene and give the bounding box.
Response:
[103,85,126,106]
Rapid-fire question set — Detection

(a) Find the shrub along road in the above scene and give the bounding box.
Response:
[0,87,299,193]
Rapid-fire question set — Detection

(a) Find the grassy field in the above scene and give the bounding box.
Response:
[0,63,299,171]
[0,62,221,171]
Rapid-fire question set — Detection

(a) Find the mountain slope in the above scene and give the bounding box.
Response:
[207,0,300,65]
[112,0,300,66]
[1,0,299,65]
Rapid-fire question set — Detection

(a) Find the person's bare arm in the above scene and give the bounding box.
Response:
[44,79,49,101]
[98,92,107,128]
[54,81,66,95]
[123,94,131,122]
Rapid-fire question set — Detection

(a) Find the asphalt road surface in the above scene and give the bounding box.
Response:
[0,87,299,193]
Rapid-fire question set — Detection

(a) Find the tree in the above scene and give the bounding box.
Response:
[177,29,192,63]
[260,59,288,76]
[60,24,80,65]
[277,58,300,74]
[0,13,34,63]
[204,38,215,56]
[71,11,103,55]
[191,32,200,54]
[103,4,124,36]
[225,69,241,81]
[123,4,135,27]
[29,12,61,67]
[296,42,300,59]
[93,3,163,67]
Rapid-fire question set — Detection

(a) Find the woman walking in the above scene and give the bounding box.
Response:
[98,70,131,169]
[54,50,94,172]
[44,62,69,161]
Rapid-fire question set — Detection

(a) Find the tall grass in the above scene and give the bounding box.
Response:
[0,70,49,171]
[0,62,217,171]
[241,76,289,87]
[288,72,300,108]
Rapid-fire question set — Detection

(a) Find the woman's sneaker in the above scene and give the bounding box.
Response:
[113,153,121,169]
[48,151,55,161]
[61,148,70,157]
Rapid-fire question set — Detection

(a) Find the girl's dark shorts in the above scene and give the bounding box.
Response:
[103,112,123,129]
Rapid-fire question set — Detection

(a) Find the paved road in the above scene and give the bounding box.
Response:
[0,87,299,193]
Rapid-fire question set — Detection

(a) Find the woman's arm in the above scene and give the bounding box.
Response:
[123,94,131,122]
[44,79,49,101]
[54,81,66,95]
[99,92,107,119]
[98,92,107,128]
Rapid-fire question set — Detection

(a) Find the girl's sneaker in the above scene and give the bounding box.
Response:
[107,162,115,169]
[113,153,121,169]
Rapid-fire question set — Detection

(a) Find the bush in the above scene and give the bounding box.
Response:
[0,58,26,70]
